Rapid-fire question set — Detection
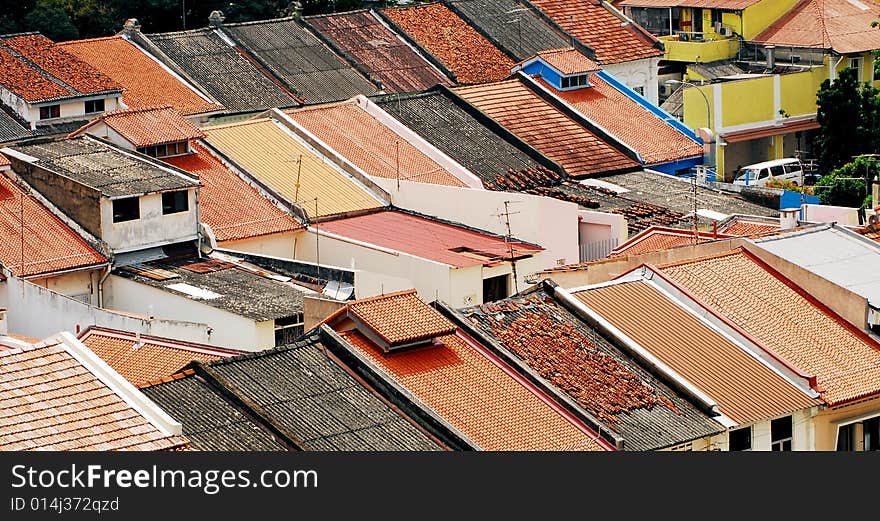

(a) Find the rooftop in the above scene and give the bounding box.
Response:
[573,276,821,424]
[380,3,516,83]
[346,290,456,348]
[609,226,734,257]
[620,0,761,8]
[531,0,662,64]
[455,77,639,177]
[163,142,302,242]
[142,331,446,450]
[532,47,602,75]
[138,27,298,112]
[717,215,782,236]
[2,136,199,198]
[447,0,571,61]
[78,327,238,386]
[305,10,452,93]
[330,292,610,450]
[658,248,880,405]
[202,117,385,219]
[0,33,121,103]
[318,209,543,268]
[57,36,223,116]
[0,333,188,451]
[285,101,468,187]
[459,288,724,450]
[538,74,703,164]
[375,88,563,190]
[70,105,205,148]
[221,17,378,104]
[0,173,107,276]
[752,0,880,54]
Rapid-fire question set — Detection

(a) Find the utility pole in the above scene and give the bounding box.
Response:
[496,201,521,295]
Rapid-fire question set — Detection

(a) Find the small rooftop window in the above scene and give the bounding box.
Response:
[137,141,189,159]
[561,74,590,90]
[39,105,60,120]
[112,197,140,223]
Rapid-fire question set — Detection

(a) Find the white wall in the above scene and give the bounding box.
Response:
[372,178,580,267]
[100,190,198,252]
[103,275,267,350]
[0,90,122,125]
[219,231,299,259]
[802,204,861,226]
[604,57,660,105]
[0,275,211,343]
[30,269,99,305]
[578,210,628,243]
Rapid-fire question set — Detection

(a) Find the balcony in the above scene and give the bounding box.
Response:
[660,33,740,63]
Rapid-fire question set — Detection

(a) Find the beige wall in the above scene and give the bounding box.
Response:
[100,190,199,252]
[29,269,100,306]
[303,295,345,331]
[219,231,299,259]
[814,395,880,451]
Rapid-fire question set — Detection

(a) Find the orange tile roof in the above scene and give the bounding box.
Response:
[0,340,189,451]
[339,329,608,450]
[58,36,223,115]
[456,78,639,176]
[855,226,880,244]
[382,3,516,84]
[0,47,69,102]
[0,153,9,168]
[609,226,732,257]
[286,102,468,187]
[78,328,236,386]
[72,105,205,148]
[574,280,820,424]
[163,142,302,242]
[534,47,601,75]
[752,0,880,54]
[346,290,456,347]
[0,174,107,277]
[540,75,703,164]
[658,249,880,405]
[531,0,661,64]
[718,218,780,236]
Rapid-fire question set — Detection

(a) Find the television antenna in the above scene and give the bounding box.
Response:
[492,201,522,295]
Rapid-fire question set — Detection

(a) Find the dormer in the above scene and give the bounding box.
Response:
[513,47,601,92]
[0,33,123,127]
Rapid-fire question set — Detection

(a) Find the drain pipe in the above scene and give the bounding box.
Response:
[97,265,112,308]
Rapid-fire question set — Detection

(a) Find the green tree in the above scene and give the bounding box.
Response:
[23,0,79,41]
[814,68,880,174]
[814,155,878,208]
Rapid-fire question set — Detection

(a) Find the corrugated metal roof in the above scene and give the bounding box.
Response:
[203,118,385,219]
[574,279,820,424]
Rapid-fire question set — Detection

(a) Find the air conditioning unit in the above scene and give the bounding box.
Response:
[718,26,734,37]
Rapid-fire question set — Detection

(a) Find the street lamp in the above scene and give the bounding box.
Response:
[667,79,716,178]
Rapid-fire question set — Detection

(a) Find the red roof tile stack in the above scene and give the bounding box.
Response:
[74,105,205,147]
[382,3,515,83]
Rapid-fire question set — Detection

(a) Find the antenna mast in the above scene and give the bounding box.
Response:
[499,201,521,294]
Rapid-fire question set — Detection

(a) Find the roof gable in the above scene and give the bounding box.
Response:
[72,105,205,148]
[751,0,880,54]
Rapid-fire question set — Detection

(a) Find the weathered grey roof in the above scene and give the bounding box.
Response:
[0,106,30,143]
[113,255,305,321]
[141,372,290,451]
[141,28,298,112]
[305,10,452,93]
[457,287,724,450]
[4,136,198,197]
[753,224,880,309]
[222,17,378,104]
[0,104,90,145]
[660,86,683,118]
[374,88,562,189]
[447,0,571,60]
[689,61,747,81]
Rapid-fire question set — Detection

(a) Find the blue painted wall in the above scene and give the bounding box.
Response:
[522,61,563,90]
[652,156,704,176]
[780,190,819,209]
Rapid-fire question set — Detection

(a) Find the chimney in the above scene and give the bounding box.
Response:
[0,308,7,336]
[779,207,799,230]
[122,18,141,35]
[208,10,225,27]
[134,331,143,350]
[765,45,776,70]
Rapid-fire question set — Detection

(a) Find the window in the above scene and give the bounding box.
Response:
[837,424,855,451]
[560,74,589,89]
[84,99,105,114]
[162,191,189,215]
[112,197,140,223]
[274,314,304,346]
[39,105,60,120]
[729,426,752,451]
[864,417,880,451]
[771,416,793,451]
[849,56,864,83]
[137,141,189,158]
[769,165,785,178]
[482,274,509,303]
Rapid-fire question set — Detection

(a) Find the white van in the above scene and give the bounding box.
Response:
[733,158,805,187]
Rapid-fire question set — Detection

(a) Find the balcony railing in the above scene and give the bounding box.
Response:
[660,31,740,63]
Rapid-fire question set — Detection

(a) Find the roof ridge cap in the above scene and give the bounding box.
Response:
[57,35,121,46]
[101,104,176,118]
[138,368,196,388]
[349,288,419,306]
[657,246,745,269]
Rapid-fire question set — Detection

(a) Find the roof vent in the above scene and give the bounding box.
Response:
[122,18,141,34]
[779,207,799,230]
[208,11,225,27]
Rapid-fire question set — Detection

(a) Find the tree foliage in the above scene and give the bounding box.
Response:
[814,68,880,174]
[814,156,878,208]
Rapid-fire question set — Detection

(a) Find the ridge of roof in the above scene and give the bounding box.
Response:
[139,368,195,389]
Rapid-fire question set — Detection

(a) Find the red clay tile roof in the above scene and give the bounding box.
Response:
[575,279,821,424]
[540,76,703,164]
[718,218,780,236]
[78,328,236,386]
[72,105,205,148]
[317,210,543,267]
[58,36,223,115]
[0,174,107,277]
[658,248,880,405]
[609,226,732,257]
[456,78,639,176]
[286,102,468,187]
[382,3,516,83]
[855,226,880,243]
[0,340,189,451]
[339,328,608,450]
[751,0,880,54]
[533,47,601,74]
[163,142,302,242]
[531,0,661,64]
[347,290,456,347]
[0,34,121,102]
[0,153,9,168]
[306,10,452,92]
